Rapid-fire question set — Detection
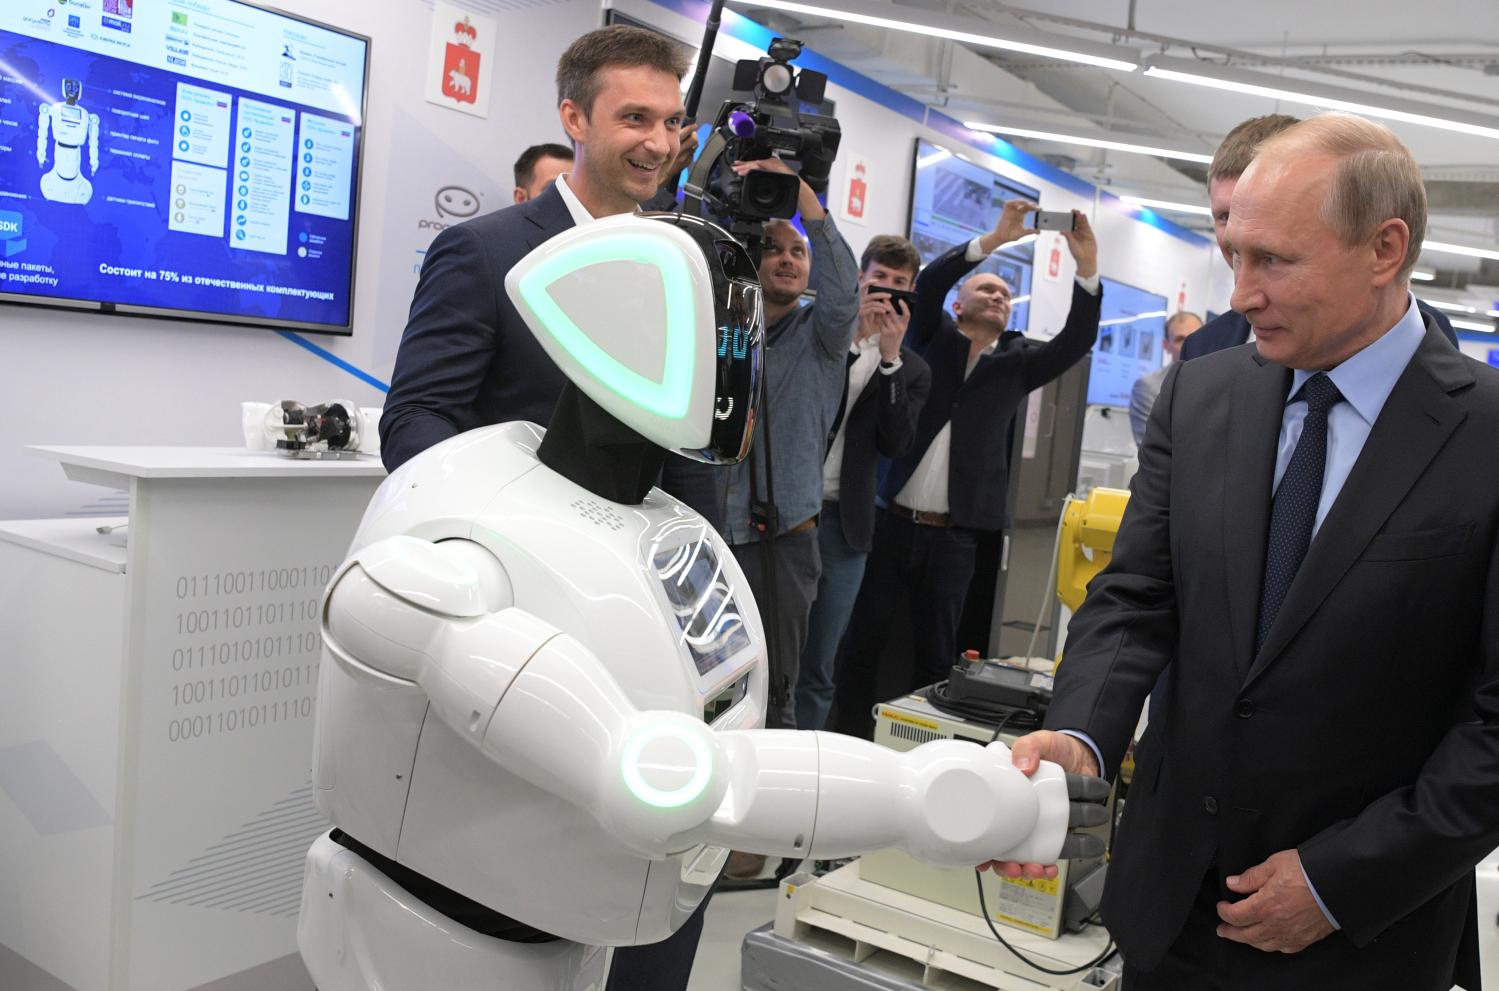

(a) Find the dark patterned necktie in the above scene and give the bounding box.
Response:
[1255,373,1344,653]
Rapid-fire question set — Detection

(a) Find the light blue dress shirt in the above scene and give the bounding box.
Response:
[1061,295,1428,927]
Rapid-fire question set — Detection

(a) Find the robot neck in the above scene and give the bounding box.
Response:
[538,383,668,506]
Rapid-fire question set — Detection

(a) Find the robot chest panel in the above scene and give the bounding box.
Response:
[474,473,759,713]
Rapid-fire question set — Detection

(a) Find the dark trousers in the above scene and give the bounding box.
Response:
[731,527,822,729]
[833,510,978,738]
[604,882,714,991]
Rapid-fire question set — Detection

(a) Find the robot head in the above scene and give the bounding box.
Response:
[62,79,82,105]
[505,212,763,465]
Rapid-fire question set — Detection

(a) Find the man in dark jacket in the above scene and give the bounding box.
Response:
[834,199,1101,737]
[794,234,931,731]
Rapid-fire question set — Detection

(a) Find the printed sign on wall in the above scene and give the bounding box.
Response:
[425,2,496,118]
[1041,233,1065,283]
[837,153,871,225]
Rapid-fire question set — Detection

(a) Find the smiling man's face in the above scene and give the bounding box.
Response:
[561,64,683,211]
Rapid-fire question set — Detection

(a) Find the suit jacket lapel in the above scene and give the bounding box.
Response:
[523,183,575,250]
[1222,346,1290,681]
[1245,325,1472,686]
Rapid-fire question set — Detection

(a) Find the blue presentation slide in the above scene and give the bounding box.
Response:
[0,0,366,331]
[908,140,1037,332]
[1088,277,1169,408]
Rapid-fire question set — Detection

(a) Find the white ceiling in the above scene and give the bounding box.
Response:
[728,0,1499,307]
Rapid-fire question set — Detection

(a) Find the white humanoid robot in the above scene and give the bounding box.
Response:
[36,78,100,205]
[297,211,1107,990]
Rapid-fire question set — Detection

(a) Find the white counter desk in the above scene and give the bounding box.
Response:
[0,447,385,991]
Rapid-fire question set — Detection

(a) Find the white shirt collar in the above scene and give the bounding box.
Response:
[1287,291,1427,428]
[554,173,595,226]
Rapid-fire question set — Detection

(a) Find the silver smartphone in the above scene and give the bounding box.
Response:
[1026,210,1076,231]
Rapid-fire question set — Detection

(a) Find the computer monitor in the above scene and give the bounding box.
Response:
[0,0,370,333]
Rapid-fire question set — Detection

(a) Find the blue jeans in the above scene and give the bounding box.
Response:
[795,501,868,731]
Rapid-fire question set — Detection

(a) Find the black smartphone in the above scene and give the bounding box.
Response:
[1025,209,1076,232]
[866,284,918,312]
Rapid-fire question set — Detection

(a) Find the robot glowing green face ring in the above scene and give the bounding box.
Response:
[504,211,764,467]
[514,233,700,421]
[620,723,714,809]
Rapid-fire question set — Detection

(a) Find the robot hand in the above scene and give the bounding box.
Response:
[1060,771,1110,860]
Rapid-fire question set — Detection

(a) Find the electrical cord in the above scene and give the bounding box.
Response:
[953,696,1118,976]
[925,680,1043,733]
[1023,492,1077,665]
[973,870,1117,977]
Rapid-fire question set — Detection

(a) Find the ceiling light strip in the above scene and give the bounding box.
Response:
[1119,195,1212,216]
[1422,240,1499,262]
[733,0,1139,72]
[963,123,1212,164]
[1142,55,1499,141]
[1449,317,1496,333]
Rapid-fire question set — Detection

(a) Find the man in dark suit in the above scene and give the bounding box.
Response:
[1182,113,1458,361]
[1002,115,1499,990]
[795,234,931,731]
[380,27,713,522]
[378,25,713,991]
[1173,110,1474,991]
[512,142,572,203]
[833,199,1101,737]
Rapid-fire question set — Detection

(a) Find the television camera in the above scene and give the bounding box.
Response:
[680,33,842,260]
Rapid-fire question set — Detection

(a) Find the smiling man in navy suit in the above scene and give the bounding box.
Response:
[377,25,716,991]
[379,26,713,524]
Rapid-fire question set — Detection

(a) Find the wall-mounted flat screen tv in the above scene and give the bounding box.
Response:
[1088,276,1169,408]
[0,0,369,334]
[908,139,1038,332]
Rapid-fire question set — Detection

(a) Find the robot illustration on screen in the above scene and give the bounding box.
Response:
[296,211,1107,990]
[36,78,101,205]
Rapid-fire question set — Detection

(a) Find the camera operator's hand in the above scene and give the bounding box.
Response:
[1062,210,1098,280]
[859,291,908,361]
[733,156,826,222]
[662,126,699,190]
[977,198,1039,255]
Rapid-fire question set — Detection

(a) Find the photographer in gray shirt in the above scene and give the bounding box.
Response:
[717,155,860,726]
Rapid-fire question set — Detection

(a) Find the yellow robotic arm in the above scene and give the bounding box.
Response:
[1055,488,1129,614]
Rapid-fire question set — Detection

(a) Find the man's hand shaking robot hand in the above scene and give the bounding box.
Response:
[297,211,1108,990]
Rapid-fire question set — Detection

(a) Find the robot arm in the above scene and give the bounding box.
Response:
[324,535,1106,868]
[88,113,99,174]
[36,104,50,167]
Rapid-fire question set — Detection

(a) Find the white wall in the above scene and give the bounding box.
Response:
[3,0,1221,519]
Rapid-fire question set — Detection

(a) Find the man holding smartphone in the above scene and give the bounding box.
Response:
[834,199,1102,738]
[794,235,932,731]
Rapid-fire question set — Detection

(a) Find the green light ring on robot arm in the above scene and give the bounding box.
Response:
[620,721,715,809]
[515,231,699,420]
